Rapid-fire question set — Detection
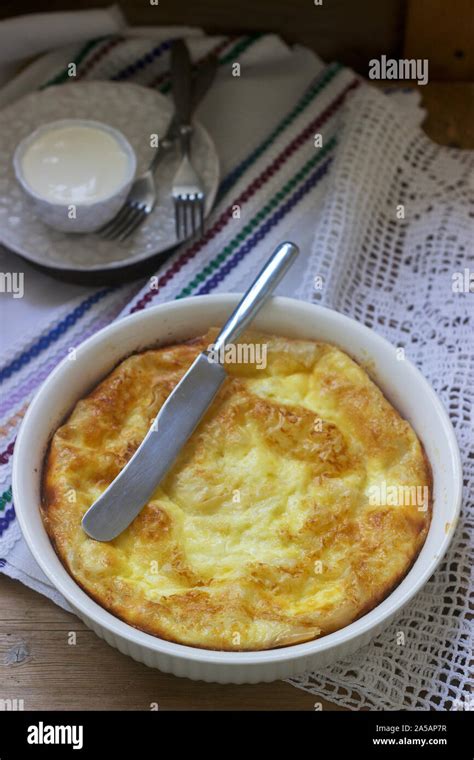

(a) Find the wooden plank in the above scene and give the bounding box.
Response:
[0,576,345,711]
[373,81,474,149]
[404,0,474,80]
[418,82,474,148]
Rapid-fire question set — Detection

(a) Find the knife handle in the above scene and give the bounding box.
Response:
[171,39,193,127]
[213,242,299,354]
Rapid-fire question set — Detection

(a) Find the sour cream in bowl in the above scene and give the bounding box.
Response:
[13,119,136,233]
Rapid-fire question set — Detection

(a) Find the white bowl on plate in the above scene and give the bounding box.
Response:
[12,295,462,683]
[13,118,136,233]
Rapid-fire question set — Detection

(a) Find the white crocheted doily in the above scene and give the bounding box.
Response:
[287,87,473,711]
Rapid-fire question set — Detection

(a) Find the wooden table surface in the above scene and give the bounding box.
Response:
[0,80,471,711]
[379,81,474,149]
[0,576,345,711]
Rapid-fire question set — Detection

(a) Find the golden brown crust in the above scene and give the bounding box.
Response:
[42,330,431,650]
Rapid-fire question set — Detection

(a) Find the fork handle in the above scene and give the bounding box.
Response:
[148,136,173,174]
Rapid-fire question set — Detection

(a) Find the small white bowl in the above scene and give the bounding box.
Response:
[12,295,462,683]
[13,118,136,233]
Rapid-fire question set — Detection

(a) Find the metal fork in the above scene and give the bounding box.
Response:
[172,126,205,240]
[98,50,217,242]
[98,144,171,241]
[171,41,206,241]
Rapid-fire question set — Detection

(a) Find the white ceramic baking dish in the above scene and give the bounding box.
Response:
[12,295,462,684]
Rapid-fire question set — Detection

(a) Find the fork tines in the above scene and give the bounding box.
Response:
[99,202,146,241]
[173,191,205,240]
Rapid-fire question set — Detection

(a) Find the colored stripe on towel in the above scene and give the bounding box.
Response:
[0,487,12,512]
[198,160,332,294]
[42,34,259,91]
[0,442,14,465]
[110,38,174,81]
[0,289,113,384]
[0,506,15,535]
[149,36,238,89]
[77,36,128,79]
[160,34,263,95]
[217,62,341,200]
[40,37,109,88]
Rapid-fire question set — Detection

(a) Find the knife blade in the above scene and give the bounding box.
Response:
[82,353,226,542]
[82,241,299,541]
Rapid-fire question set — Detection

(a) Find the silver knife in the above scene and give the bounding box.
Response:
[82,241,299,541]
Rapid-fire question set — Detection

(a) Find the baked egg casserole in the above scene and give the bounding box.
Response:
[42,329,431,650]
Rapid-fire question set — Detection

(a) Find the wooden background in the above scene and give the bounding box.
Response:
[1,0,473,81]
[2,0,408,73]
[0,0,472,711]
[1,0,472,149]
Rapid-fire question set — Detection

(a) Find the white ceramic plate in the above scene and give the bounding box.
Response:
[12,296,462,683]
[0,82,219,272]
